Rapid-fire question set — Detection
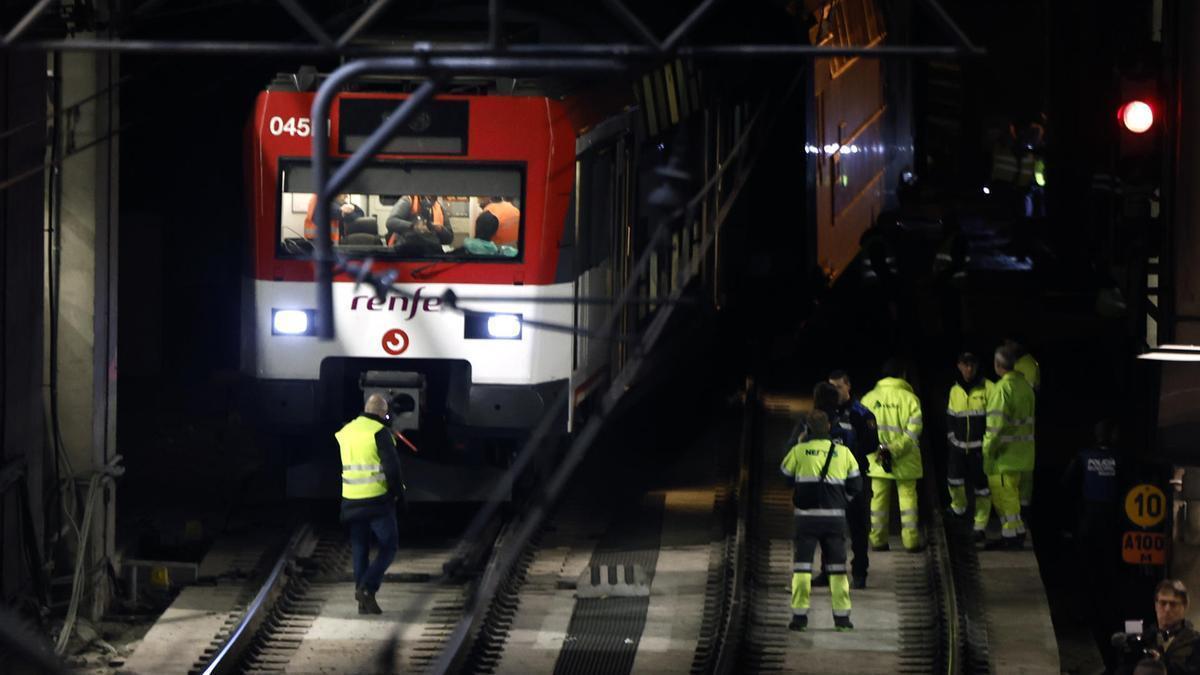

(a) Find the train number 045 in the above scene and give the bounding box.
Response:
[268,116,311,137]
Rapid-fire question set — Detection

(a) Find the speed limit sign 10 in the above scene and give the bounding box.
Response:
[1125,484,1167,529]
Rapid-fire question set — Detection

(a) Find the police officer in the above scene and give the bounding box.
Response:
[337,394,404,614]
[781,410,861,632]
[861,359,925,552]
[829,370,878,588]
[983,345,1036,549]
[1063,420,1123,668]
[946,352,993,543]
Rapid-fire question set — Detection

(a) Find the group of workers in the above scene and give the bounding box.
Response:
[781,340,1041,631]
[303,193,519,256]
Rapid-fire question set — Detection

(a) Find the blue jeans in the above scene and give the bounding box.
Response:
[349,511,398,593]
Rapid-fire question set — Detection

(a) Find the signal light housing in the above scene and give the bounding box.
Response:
[1118,100,1155,134]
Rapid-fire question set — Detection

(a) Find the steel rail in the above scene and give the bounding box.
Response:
[920,425,964,674]
[198,524,311,675]
[711,379,755,673]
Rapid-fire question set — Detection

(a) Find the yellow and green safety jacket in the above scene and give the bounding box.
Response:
[982,372,1036,475]
[1014,352,1040,391]
[781,436,862,528]
[335,413,402,522]
[860,377,924,480]
[947,376,993,453]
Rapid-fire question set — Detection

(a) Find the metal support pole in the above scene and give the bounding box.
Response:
[661,0,723,52]
[274,0,335,50]
[916,0,981,52]
[335,0,394,50]
[1,0,56,46]
[488,0,503,50]
[3,39,984,58]
[601,0,661,50]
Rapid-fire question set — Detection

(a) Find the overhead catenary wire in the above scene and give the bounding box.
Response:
[428,71,797,675]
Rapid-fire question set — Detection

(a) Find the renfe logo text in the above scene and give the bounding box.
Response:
[350,287,443,320]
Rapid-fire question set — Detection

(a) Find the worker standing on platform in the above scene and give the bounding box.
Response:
[337,394,404,615]
[983,346,1036,549]
[861,359,925,552]
[782,410,861,632]
[829,370,878,588]
[945,352,993,543]
[1004,338,1040,515]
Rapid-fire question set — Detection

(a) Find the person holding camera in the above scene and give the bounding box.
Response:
[336,394,405,615]
[1115,580,1200,674]
[982,345,1036,550]
[860,359,925,552]
[781,410,862,632]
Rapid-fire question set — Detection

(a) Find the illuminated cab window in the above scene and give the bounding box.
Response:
[277,160,524,261]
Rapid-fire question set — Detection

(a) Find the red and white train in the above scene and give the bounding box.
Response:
[243,76,659,501]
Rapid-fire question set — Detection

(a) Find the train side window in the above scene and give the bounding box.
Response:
[578,145,616,270]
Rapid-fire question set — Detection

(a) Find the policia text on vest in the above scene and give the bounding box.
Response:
[781,412,863,632]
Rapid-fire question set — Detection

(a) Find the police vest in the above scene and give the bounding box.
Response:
[335,416,389,500]
[947,379,992,452]
[1080,447,1119,503]
[982,372,1036,475]
[861,378,924,480]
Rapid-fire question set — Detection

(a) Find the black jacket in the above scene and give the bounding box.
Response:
[340,414,404,523]
[1121,621,1200,675]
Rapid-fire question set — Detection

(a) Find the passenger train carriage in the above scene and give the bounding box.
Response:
[244,78,649,501]
[243,12,899,501]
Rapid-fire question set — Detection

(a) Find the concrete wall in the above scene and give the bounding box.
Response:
[1,47,47,601]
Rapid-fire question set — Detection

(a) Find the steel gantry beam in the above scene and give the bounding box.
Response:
[0,0,986,59]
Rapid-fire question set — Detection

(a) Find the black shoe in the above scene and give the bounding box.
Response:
[870,543,890,552]
[984,537,1013,551]
[834,616,854,631]
[362,589,383,614]
[812,572,829,587]
[1004,537,1023,551]
[356,586,369,615]
[851,575,867,590]
[788,615,808,631]
[905,543,926,553]
[972,530,986,545]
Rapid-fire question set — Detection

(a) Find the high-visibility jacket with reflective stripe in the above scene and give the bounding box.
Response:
[982,371,1036,475]
[781,438,862,516]
[1015,353,1040,391]
[861,378,924,479]
[336,416,389,500]
[947,378,993,452]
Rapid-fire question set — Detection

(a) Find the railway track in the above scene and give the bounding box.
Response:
[179,515,504,675]
[129,388,998,675]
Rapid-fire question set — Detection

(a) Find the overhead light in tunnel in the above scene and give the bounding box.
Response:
[982,186,991,195]
[1138,345,1200,361]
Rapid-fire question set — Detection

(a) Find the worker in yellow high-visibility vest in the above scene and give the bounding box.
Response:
[336,394,404,614]
[983,346,1036,549]
[861,359,924,552]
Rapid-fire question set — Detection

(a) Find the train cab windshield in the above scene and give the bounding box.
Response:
[277,160,524,261]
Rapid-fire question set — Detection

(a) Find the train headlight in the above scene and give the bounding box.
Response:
[464,312,522,340]
[487,314,522,339]
[272,309,316,336]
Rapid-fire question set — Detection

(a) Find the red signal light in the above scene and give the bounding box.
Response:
[1118,100,1154,134]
